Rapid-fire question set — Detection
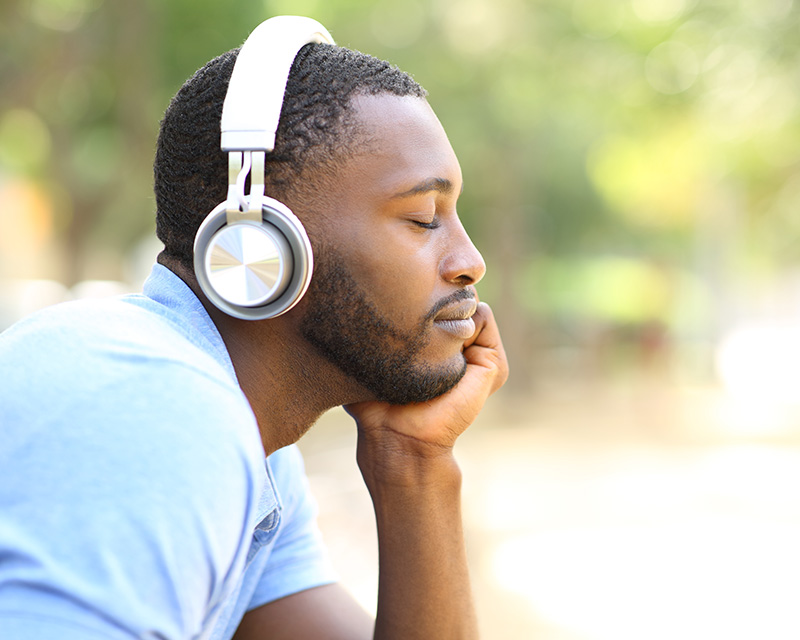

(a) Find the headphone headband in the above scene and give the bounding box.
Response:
[221,16,335,152]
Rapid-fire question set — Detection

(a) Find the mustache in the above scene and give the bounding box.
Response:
[424,288,476,322]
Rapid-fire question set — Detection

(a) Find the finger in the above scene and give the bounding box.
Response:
[447,350,504,415]
[462,302,486,350]
[464,302,502,351]
[462,302,509,395]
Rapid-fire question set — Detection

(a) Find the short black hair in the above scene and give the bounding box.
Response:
[154,42,426,267]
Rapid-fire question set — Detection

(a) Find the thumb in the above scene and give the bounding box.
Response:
[462,302,508,398]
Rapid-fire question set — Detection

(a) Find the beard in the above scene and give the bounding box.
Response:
[298,247,468,405]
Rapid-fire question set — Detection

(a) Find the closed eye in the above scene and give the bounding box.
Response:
[411,216,441,230]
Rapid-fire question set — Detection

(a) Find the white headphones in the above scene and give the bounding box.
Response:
[193,16,335,320]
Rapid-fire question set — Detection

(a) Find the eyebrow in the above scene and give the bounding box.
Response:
[391,178,462,199]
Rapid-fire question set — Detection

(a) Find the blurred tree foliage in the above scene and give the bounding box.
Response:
[1,0,799,388]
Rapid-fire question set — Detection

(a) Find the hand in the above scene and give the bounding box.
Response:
[344,302,508,461]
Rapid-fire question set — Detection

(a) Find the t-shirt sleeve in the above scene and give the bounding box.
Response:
[246,445,338,609]
[0,354,266,640]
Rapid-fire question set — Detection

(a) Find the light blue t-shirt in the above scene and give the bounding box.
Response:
[0,265,337,640]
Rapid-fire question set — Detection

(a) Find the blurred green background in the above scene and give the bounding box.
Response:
[4,0,800,390]
[3,1,800,638]
[0,0,800,391]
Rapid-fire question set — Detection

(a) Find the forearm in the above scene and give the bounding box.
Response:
[358,436,478,640]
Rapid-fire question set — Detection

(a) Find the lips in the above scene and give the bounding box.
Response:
[435,298,478,322]
[433,297,478,340]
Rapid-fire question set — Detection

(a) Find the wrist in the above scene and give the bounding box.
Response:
[356,430,463,493]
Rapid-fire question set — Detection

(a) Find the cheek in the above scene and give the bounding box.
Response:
[337,232,441,323]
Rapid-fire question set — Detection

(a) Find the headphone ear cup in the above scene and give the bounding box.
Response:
[194,196,313,320]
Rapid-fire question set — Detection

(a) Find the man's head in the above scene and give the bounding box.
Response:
[155,39,485,405]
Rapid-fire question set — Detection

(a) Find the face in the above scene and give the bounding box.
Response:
[296,94,486,404]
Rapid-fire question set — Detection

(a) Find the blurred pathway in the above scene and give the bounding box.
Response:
[298,379,800,640]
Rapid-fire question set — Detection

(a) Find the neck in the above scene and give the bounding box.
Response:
[218,310,366,453]
[159,256,368,455]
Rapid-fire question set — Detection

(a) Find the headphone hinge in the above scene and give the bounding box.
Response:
[226,151,263,225]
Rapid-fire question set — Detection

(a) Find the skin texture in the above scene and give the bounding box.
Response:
[168,94,509,639]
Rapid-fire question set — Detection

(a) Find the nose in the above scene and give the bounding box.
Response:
[441,218,486,286]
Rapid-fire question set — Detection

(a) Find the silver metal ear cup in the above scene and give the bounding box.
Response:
[194,197,314,320]
[204,222,292,308]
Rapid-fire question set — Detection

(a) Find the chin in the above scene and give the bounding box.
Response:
[376,354,468,406]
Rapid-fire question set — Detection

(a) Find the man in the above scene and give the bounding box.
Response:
[0,19,508,640]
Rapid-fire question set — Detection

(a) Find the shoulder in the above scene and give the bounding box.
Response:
[2,295,243,412]
[0,297,267,638]
[1,294,266,525]
[2,294,264,482]
[0,296,267,553]
[1,295,229,381]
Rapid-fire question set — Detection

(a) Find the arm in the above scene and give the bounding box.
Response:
[349,301,507,639]
[234,302,507,639]
[233,583,373,640]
